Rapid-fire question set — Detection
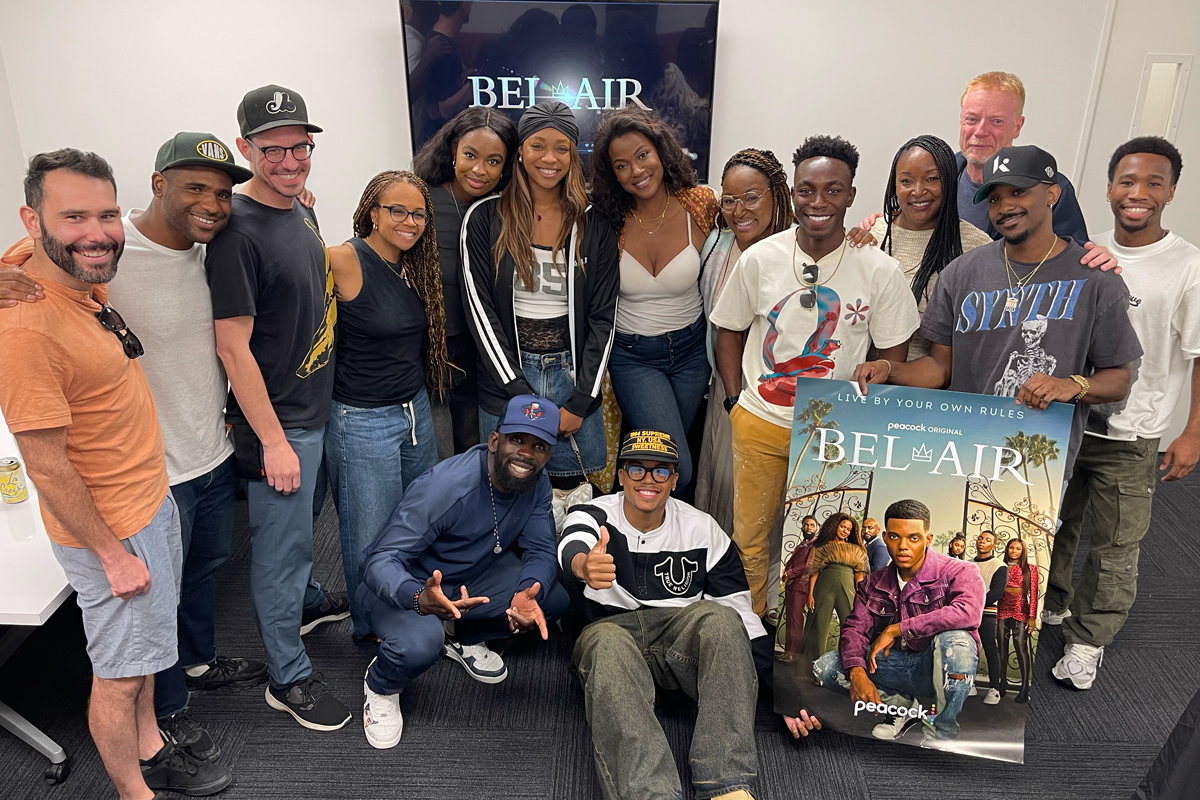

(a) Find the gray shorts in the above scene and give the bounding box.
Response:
[51,493,182,679]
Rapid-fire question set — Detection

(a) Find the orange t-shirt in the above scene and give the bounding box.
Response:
[0,246,168,548]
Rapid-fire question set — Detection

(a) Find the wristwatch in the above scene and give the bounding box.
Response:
[723,394,740,414]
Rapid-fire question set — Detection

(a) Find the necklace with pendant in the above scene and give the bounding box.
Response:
[1002,237,1057,312]
[486,482,503,554]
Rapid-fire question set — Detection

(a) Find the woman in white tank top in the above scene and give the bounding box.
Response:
[590,107,718,492]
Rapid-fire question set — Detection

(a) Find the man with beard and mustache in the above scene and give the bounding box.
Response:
[0,149,230,799]
[1046,137,1200,692]
[853,145,1141,484]
[356,394,569,749]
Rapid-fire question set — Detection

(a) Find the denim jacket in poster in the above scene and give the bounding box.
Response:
[838,550,985,672]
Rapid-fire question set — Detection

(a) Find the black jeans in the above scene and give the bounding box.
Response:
[443,330,479,454]
[997,617,1031,698]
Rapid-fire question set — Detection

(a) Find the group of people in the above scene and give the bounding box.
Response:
[0,66,1197,800]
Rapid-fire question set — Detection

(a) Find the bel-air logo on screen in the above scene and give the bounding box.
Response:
[469,75,650,111]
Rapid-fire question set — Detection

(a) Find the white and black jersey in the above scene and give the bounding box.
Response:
[559,494,765,642]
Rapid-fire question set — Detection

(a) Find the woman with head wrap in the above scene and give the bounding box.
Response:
[460,101,620,487]
[589,107,718,493]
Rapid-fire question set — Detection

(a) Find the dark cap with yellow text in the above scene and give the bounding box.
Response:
[619,430,679,464]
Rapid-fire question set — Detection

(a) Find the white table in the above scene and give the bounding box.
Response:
[0,408,73,783]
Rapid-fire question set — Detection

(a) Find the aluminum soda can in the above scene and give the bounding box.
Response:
[0,457,29,503]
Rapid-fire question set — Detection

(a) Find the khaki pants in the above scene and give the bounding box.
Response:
[730,406,790,616]
[1049,435,1158,648]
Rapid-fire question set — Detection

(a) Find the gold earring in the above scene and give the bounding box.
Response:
[373,223,378,230]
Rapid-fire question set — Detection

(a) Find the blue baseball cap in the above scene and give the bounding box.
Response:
[498,394,559,445]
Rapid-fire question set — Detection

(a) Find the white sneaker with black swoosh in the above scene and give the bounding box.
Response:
[443,637,508,683]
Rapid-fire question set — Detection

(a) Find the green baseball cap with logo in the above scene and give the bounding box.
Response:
[155,132,252,184]
[237,84,323,138]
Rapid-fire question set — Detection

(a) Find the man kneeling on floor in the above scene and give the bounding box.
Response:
[812,499,983,749]
[559,430,775,800]
[357,394,569,749]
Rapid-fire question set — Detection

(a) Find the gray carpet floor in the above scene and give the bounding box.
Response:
[2,466,1197,800]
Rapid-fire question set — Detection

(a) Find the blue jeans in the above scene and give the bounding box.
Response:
[154,456,238,719]
[813,629,978,739]
[478,350,607,477]
[364,551,569,694]
[248,426,328,690]
[609,316,709,489]
[325,391,438,638]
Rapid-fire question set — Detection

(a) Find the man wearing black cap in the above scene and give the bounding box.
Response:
[853,144,1142,481]
[560,430,779,800]
[357,394,569,749]
[205,85,351,731]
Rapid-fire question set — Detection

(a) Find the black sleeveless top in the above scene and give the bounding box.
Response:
[331,237,428,408]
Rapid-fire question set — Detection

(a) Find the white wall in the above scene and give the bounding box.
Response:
[0,39,28,245]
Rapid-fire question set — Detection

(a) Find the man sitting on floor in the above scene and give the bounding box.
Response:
[356,394,569,749]
[812,499,983,749]
[560,430,799,800]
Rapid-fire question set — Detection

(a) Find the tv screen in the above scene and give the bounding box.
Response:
[401,1,720,181]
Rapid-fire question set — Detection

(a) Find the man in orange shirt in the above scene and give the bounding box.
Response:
[0,150,229,800]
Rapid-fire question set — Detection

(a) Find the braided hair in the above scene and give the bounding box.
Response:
[718,148,791,235]
[351,170,454,396]
[880,135,964,302]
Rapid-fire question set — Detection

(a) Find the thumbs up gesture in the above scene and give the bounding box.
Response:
[572,525,617,590]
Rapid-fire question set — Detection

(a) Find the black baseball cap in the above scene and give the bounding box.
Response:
[154,132,252,184]
[974,145,1058,203]
[619,430,680,464]
[237,84,323,138]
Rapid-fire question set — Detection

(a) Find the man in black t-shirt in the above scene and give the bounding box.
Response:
[853,145,1142,480]
[205,84,350,732]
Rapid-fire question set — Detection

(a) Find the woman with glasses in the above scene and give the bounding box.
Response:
[589,106,718,493]
[323,170,453,641]
[414,108,519,456]
[461,101,619,489]
[692,148,794,536]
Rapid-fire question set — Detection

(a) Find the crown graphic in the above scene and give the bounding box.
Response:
[540,80,570,99]
[911,443,933,462]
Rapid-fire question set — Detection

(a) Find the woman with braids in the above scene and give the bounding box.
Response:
[413,108,519,455]
[461,101,619,487]
[323,170,452,640]
[693,148,793,534]
[986,537,1039,703]
[589,106,718,492]
[800,513,869,662]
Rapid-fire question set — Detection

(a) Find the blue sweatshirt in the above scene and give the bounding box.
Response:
[358,444,558,608]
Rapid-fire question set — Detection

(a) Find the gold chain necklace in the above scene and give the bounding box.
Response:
[1002,237,1057,312]
[791,234,847,287]
[631,193,671,235]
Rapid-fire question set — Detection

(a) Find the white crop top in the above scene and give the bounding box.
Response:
[513,245,570,320]
[615,213,703,336]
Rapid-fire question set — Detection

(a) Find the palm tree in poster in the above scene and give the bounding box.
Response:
[1028,433,1061,515]
[1003,432,1034,511]
[788,397,835,488]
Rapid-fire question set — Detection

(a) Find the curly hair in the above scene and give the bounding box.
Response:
[792,134,859,177]
[717,147,792,235]
[812,512,864,547]
[1107,135,1183,184]
[589,106,697,230]
[412,108,519,192]
[350,170,454,395]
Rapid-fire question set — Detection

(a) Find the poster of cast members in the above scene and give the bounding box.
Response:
[773,378,1073,763]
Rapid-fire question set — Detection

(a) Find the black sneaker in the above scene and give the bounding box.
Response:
[141,741,233,797]
[185,656,269,692]
[265,675,351,731]
[158,710,220,762]
[300,592,350,635]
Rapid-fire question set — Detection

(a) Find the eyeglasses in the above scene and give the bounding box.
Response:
[247,140,315,163]
[719,191,764,212]
[622,464,675,483]
[95,303,144,359]
[799,263,819,309]
[378,204,428,225]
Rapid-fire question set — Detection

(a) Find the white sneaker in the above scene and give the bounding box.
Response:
[968,684,978,697]
[983,688,1001,705]
[443,638,508,684]
[920,732,959,752]
[362,661,403,749]
[870,700,921,741]
[1052,643,1104,690]
[1042,607,1072,626]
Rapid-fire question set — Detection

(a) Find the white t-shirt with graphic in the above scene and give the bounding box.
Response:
[513,245,570,319]
[1086,231,1200,440]
[710,228,920,429]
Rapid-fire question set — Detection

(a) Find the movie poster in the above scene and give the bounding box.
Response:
[773,378,1073,763]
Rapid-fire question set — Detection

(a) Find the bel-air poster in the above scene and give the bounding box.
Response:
[773,378,1074,763]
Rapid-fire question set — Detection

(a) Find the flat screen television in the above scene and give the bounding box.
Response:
[400,0,720,181]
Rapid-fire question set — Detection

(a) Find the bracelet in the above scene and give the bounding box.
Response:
[877,360,893,381]
[413,589,428,616]
[1069,374,1090,401]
